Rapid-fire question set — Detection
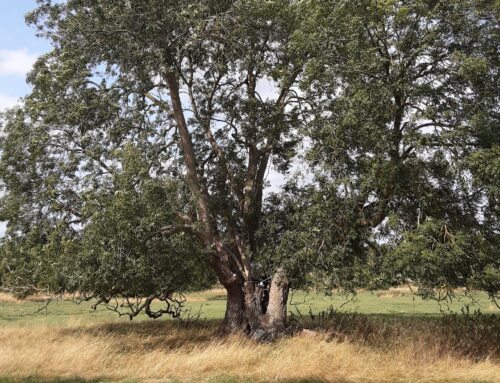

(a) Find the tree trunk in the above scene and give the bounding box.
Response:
[219,282,247,334]
[218,267,290,340]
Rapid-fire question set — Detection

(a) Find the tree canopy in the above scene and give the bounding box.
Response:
[0,0,498,336]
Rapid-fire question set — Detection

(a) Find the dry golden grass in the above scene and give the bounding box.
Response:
[0,292,72,303]
[374,286,473,299]
[0,320,498,383]
[184,288,227,302]
[0,293,21,303]
[0,292,53,303]
[375,286,414,299]
[0,289,227,304]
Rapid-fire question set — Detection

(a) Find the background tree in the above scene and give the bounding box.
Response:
[284,0,499,299]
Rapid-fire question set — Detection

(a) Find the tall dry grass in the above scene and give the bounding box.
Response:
[299,310,500,360]
[0,317,498,382]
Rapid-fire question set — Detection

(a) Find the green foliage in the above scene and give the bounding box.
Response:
[287,0,500,297]
[386,219,499,299]
[258,184,378,291]
[0,110,214,304]
[0,151,215,300]
[76,171,213,298]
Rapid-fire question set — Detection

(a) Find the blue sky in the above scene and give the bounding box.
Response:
[1,1,52,235]
[0,1,51,110]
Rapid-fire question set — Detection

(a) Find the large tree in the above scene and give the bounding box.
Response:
[1,0,308,338]
[0,0,498,338]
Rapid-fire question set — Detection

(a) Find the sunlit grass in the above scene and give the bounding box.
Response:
[0,287,496,327]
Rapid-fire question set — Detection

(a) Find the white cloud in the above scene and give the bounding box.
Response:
[0,48,38,76]
[256,77,279,102]
[0,93,19,110]
[0,93,19,111]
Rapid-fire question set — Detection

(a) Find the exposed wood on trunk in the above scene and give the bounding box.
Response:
[264,268,289,331]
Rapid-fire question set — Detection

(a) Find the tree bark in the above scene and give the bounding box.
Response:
[220,282,247,334]
[164,71,215,243]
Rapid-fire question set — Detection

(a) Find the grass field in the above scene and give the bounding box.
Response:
[1,287,498,326]
[0,288,499,383]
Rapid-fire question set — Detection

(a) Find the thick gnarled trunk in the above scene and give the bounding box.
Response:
[219,268,290,340]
